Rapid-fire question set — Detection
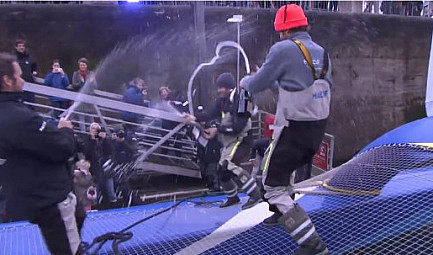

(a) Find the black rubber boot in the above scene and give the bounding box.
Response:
[279,205,328,255]
[241,188,262,210]
[263,211,283,226]
[219,196,241,208]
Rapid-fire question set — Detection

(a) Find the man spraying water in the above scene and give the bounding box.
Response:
[184,73,262,210]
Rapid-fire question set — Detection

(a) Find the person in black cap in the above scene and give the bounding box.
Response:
[184,72,261,209]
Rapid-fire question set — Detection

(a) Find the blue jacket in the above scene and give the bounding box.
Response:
[44,72,70,102]
[121,86,144,123]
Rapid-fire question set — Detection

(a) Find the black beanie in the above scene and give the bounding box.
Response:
[216,73,236,89]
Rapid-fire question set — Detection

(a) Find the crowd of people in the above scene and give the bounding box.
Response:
[149,0,433,17]
[0,3,333,255]
[1,1,433,17]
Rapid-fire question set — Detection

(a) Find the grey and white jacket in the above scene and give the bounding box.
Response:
[242,31,332,125]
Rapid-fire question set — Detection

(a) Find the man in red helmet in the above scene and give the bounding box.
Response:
[241,4,331,255]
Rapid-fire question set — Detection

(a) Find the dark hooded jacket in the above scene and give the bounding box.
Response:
[14,50,37,83]
[0,92,75,220]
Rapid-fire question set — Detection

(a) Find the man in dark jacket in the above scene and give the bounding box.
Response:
[0,53,79,255]
[184,73,261,210]
[13,39,38,104]
[196,118,222,192]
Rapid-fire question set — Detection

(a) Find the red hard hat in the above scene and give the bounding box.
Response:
[274,4,308,32]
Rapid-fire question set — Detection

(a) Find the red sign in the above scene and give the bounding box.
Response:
[313,141,330,171]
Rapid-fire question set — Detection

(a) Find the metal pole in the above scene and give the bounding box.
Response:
[237,22,240,89]
[425,22,433,117]
[228,15,243,88]
[193,1,207,108]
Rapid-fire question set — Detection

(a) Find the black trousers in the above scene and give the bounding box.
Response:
[264,119,327,187]
[30,193,80,255]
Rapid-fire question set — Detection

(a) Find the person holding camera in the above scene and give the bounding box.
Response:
[83,123,117,205]
[0,53,80,254]
[44,59,70,118]
[112,128,137,164]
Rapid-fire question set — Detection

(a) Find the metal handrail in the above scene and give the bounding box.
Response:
[23,81,202,178]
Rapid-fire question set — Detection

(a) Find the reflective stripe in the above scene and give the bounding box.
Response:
[221,112,225,118]
[316,248,329,255]
[296,226,316,245]
[246,182,257,195]
[262,142,274,174]
[241,178,254,190]
[229,141,241,158]
[291,219,312,236]
[225,187,238,197]
[227,191,238,198]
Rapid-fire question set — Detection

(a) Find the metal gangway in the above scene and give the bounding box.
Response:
[23,80,334,183]
[24,80,202,179]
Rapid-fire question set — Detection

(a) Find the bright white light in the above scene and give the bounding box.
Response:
[227,14,243,23]
[127,0,140,2]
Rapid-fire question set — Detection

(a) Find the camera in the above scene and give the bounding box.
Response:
[116,130,125,139]
[96,127,105,138]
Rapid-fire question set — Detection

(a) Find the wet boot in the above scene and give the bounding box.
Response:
[241,186,262,210]
[220,179,240,208]
[235,168,262,210]
[219,196,241,208]
[279,205,328,255]
[263,211,283,226]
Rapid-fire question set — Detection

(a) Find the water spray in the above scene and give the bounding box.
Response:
[62,74,97,120]
[187,41,250,116]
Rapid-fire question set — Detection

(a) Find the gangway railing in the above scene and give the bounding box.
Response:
[23,81,334,181]
[24,81,201,178]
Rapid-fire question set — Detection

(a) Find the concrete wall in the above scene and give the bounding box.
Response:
[0,4,431,165]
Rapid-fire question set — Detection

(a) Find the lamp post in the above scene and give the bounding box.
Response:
[227,14,243,89]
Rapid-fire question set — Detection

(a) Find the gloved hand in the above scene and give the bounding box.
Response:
[183,113,197,124]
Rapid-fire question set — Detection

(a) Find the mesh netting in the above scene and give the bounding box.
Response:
[293,143,433,254]
[325,144,433,194]
[3,144,433,254]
